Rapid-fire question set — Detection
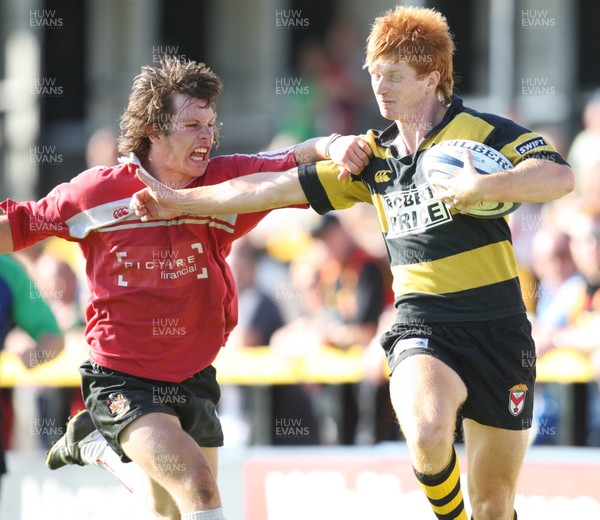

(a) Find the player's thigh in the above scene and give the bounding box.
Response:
[463,418,528,502]
[389,353,467,434]
[119,412,215,482]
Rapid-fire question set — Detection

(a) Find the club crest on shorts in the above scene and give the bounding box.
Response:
[508,384,528,416]
[107,393,130,417]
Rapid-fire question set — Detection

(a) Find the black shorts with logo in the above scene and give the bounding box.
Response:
[80,360,224,462]
[381,313,535,430]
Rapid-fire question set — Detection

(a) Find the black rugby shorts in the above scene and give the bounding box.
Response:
[80,360,224,462]
[381,314,535,430]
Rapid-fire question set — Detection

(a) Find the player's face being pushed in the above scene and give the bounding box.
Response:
[368,57,437,123]
[151,92,216,184]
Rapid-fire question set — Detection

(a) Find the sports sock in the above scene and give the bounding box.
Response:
[79,431,146,494]
[182,506,226,519]
[413,447,467,519]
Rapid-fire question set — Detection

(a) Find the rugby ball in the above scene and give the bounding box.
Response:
[421,139,521,218]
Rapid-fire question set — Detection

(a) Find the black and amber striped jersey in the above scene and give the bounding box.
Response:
[298,96,568,323]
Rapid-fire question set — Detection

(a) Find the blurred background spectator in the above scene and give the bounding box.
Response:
[221,237,320,446]
[13,241,83,449]
[270,213,392,444]
[567,89,600,188]
[0,254,63,491]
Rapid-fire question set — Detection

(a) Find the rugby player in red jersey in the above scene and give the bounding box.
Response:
[0,56,370,520]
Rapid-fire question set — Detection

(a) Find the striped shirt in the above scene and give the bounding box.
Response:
[1,149,298,381]
[299,96,567,322]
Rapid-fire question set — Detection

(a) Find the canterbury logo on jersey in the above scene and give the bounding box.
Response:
[374,169,392,183]
[113,207,130,219]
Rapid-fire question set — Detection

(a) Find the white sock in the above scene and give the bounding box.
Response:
[79,430,146,494]
[182,507,226,520]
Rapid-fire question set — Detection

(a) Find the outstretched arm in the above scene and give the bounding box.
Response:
[295,134,372,179]
[130,167,308,221]
[0,216,15,254]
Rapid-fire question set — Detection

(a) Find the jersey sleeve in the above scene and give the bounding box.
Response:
[297,160,373,215]
[226,147,299,179]
[0,168,102,251]
[0,256,61,340]
[487,119,568,166]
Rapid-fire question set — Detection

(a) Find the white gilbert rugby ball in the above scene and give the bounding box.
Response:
[421,139,521,218]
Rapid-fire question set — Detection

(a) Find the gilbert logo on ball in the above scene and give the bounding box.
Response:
[420,139,521,218]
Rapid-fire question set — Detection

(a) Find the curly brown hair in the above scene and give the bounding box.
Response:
[118,56,223,159]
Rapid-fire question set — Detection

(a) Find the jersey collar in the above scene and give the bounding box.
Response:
[377,95,464,149]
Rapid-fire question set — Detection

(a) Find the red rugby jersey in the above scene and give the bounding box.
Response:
[0,150,297,382]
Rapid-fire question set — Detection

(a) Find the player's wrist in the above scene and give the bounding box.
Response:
[172,189,192,216]
[324,133,342,160]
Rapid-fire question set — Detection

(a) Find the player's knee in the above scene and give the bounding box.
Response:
[183,464,219,505]
[406,420,453,458]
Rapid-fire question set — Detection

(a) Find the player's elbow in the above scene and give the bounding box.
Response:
[259,170,307,209]
[557,164,575,197]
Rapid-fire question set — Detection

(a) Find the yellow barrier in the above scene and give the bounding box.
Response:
[535,348,595,384]
[0,331,593,387]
